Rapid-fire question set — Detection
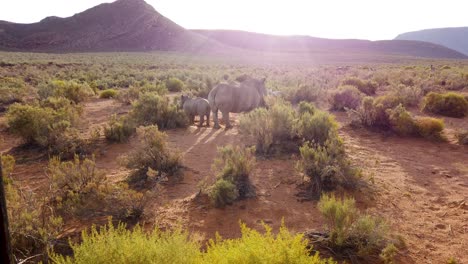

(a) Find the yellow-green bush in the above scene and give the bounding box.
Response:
[48,155,145,219]
[414,117,445,140]
[51,223,200,264]
[239,100,295,153]
[0,76,28,105]
[38,80,94,103]
[298,101,316,116]
[6,103,71,146]
[296,110,339,145]
[330,85,363,111]
[3,155,63,262]
[386,104,418,136]
[297,136,357,195]
[99,89,118,99]
[130,92,189,129]
[284,85,320,103]
[209,145,256,207]
[422,92,468,118]
[318,194,394,259]
[166,77,184,92]
[104,114,136,143]
[51,221,334,264]
[123,126,182,183]
[342,77,377,95]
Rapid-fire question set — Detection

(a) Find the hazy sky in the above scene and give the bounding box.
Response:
[1,0,467,40]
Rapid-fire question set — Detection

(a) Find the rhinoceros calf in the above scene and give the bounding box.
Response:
[181,95,211,127]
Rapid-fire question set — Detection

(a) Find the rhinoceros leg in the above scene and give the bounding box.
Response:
[222,110,232,129]
[213,109,220,129]
[206,112,210,127]
[199,114,205,127]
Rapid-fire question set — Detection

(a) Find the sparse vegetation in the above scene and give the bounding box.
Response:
[330,85,363,111]
[51,221,334,264]
[99,88,118,99]
[166,77,184,92]
[317,194,398,261]
[123,126,182,184]
[342,77,377,95]
[209,145,256,207]
[104,114,136,142]
[422,92,468,117]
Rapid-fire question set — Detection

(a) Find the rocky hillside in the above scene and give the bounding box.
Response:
[395,27,468,56]
[0,0,222,52]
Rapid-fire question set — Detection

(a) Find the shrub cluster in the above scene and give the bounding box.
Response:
[341,77,377,95]
[51,221,333,264]
[318,194,399,262]
[3,155,63,263]
[283,85,321,104]
[330,85,363,111]
[104,114,136,143]
[422,92,468,118]
[38,80,94,103]
[123,126,182,185]
[166,77,184,92]
[348,98,445,140]
[130,92,189,129]
[48,155,145,220]
[99,88,118,99]
[239,100,296,153]
[0,76,29,106]
[297,136,358,196]
[240,100,338,154]
[209,145,256,207]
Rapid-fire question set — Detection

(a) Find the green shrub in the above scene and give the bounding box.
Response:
[3,155,63,262]
[208,178,239,208]
[296,110,339,145]
[117,86,141,105]
[48,155,144,219]
[386,104,418,136]
[38,80,94,103]
[52,222,333,264]
[123,126,182,183]
[6,103,71,146]
[99,89,118,99]
[209,145,256,207]
[342,77,377,95]
[298,101,316,116]
[391,84,422,107]
[166,77,184,92]
[330,85,362,111]
[0,76,28,105]
[131,93,189,129]
[284,85,320,103]
[104,114,136,143]
[203,222,334,264]
[318,194,393,259]
[297,136,356,195]
[239,100,295,153]
[380,243,398,264]
[414,117,445,140]
[422,92,468,117]
[51,222,200,264]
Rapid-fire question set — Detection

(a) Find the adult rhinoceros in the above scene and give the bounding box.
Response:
[208,76,267,129]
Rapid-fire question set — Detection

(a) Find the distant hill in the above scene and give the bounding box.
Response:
[395,27,468,56]
[193,29,467,59]
[0,0,466,60]
[0,0,223,52]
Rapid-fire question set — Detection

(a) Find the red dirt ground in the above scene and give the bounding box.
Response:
[1,98,466,263]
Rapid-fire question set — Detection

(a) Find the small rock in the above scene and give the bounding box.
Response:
[435,223,446,229]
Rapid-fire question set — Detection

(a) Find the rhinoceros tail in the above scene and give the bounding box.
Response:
[208,85,219,111]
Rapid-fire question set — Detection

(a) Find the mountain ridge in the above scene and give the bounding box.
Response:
[395,27,468,56]
[0,0,466,59]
